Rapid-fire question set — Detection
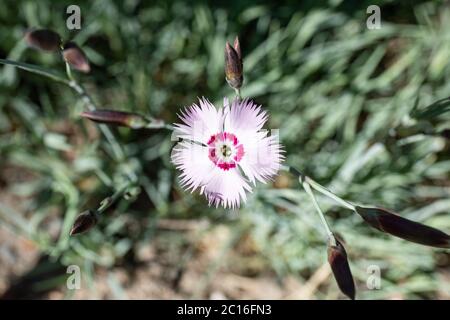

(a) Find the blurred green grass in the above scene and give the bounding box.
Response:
[0,0,449,299]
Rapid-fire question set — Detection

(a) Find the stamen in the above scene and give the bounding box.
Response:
[208,132,244,171]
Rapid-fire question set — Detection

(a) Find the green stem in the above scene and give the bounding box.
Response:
[163,123,175,130]
[62,56,169,136]
[96,181,136,216]
[68,80,127,163]
[60,45,75,82]
[282,165,355,211]
[305,177,355,211]
[0,58,128,163]
[145,119,174,130]
[0,58,69,84]
[235,88,242,100]
[301,179,336,246]
[65,61,74,81]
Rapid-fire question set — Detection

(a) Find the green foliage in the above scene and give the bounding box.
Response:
[0,0,449,299]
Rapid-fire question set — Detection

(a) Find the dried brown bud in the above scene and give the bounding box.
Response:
[25,29,61,52]
[328,237,355,300]
[225,38,243,89]
[355,206,450,248]
[63,42,90,73]
[80,110,148,129]
[70,210,97,236]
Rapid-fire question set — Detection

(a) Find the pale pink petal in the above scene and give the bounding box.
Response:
[171,141,216,192]
[174,97,223,143]
[238,131,284,184]
[201,168,252,209]
[223,98,268,138]
[223,99,283,184]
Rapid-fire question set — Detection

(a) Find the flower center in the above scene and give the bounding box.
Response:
[221,144,232,157]
[207,132,244,171]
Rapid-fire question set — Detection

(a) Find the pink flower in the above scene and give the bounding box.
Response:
[172,98,284,209]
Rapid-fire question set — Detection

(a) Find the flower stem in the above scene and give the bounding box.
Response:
[69,80,127,161]
[64,60,74,82]
[301,179,336,246]
[282,165,355,211]
[62,59,141,183]
[304,177,355,211]
[96,181,137,216]
[144,118,174,130]
[235,88,242,100]
[0,58,69,84]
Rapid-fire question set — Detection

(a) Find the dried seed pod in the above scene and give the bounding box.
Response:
[328,237,356,300]
[70,210,97,236]
[355,206,450,248]
[25,29,61,52]
[63,42,90,73]
[224,38,243,89]
[80,110,148,129]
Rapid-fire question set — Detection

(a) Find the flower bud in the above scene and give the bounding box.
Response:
[80,110,148,129]
[355,206,450,248]
[70,210,97,236]
[233,36,241,61]
[224,37,243,89]
[24,29,61,52]
[439,129,450,139]
[328,237,355,300]
[63,42,90,73]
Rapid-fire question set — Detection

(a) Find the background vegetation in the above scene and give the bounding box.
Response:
[0,0,449,299]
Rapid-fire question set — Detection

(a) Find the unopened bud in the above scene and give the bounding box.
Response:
[63,42,90,73]
[328,237,356,300]
[224,37,243,89]
[80,110,148,129]
[25,29,61,52]
[355,206,450,248]
[70,210,97,236]
[233,36,241,61]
